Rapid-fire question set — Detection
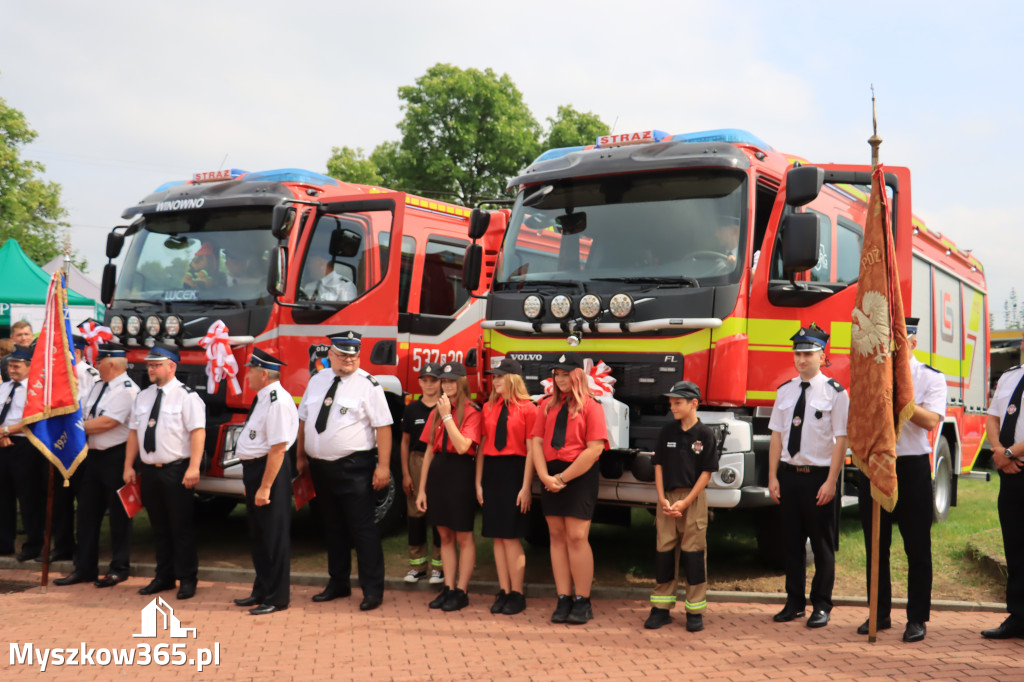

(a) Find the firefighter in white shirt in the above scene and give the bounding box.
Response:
[123,344,206,600]
[768,324,849,629]
[232,348,298,616]
[55,343,140,588]
[0,344,43,562]
[296,331,393,611]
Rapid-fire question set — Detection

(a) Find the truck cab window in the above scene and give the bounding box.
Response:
[298,214,369,304]
[420,238,469,316]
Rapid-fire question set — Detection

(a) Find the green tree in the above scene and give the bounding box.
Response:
[390,63,541,205]
[0,95,72,265]
[325,146,384,186]
[543,105,610,150]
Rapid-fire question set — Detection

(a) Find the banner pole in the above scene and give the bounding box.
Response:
[868,498,881,642]
[40,463,55,592]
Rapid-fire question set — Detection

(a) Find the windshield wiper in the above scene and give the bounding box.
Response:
[197,299,246,308]
[591,276,699,288]
[499,279,585,292]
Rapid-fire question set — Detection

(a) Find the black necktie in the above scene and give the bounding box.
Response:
[0,383,20,424]
[441,413,450,453]
[88,382,108,418]
[494,401,509,451]
[1000,374,1024,448]
[143,388,163,454]
[550,400,569,450]
[243,396,258,426]
[315,376,340,434]
[787,382,810,456]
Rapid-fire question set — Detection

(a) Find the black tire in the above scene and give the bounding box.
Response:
[933,438,953,523]
[194,494,238,520]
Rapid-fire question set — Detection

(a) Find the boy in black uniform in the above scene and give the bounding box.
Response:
[644,381,719,632]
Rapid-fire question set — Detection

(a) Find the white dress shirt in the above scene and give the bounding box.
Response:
[896,357,948,456]
[298,368,392,461]
[988,365,1024,445]
[76,362,99,413]
[236,381,299,461]
[84,371,140,450]
[0,379,28,435]
[770,371,850,467]
[129,378,206,464]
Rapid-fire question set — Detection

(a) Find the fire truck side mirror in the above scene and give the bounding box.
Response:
[784,166,824,207]
[462,244,483,292]
[271,205,296,239]
[268,246,288,297]
[329,228,361,259]
[106,231,126,259]
[780,213,820,274]
[468,209,490,240]
[100,263,117,305]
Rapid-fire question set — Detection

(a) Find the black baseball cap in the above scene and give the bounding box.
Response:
[486,357,523,376]
[664,380,701,401]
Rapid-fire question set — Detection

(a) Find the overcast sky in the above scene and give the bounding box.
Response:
[2,1,1021,322]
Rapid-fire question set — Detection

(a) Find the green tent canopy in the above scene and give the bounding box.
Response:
[0,239,96,306]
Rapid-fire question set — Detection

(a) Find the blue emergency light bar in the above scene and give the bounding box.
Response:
[150,168,340,194]
[530,128,773,165]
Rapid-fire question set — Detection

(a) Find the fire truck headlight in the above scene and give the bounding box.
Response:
[109,316,124,336]
[164,315,182,337]
[145,315,162,337]
[719,467,737,485]
[550,295,572,319]
[609,293,633,318]
[523,295,543,319]
[126,315,142,337]
[579,294,602,319]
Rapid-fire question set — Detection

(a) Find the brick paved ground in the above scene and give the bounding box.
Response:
[1,567,1021,681]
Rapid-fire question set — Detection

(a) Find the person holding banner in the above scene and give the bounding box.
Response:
[768,325,849,629]
[54,344,139,588]
[856,317,945,643]
[0,344,44,562]
[123,344,206,600]
[232,348,298,616]
[982,360,1024,639]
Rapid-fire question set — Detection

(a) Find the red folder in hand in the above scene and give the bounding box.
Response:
[117,480,143,518]
[292,472,316,510]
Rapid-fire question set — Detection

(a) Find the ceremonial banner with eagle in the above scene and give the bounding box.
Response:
[848,166,915,512]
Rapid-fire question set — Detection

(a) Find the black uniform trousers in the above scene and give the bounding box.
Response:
[242,456,292,607]
[998,469,1024,620]
[0,437,46,556]
[309,450,384,599]
[140,460,198,583]
[778,463,838,612]
[74,444,133,578]
[51,467,80,558]
[857,455,933,623]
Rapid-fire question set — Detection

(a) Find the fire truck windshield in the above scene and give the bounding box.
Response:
[114,207,278,304]
[495,171,747,289]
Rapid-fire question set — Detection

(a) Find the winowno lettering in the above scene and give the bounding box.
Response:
[155,198,205,212]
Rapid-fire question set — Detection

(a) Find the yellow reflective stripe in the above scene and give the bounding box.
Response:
[747,390,777,401]
[410,557,427,566]
[399,342,410,350]
[684,599,707,611]
[650,596,677,604]
[710,316,747,344]
[829,321,852,354]
[929,355,961,377]
[747,318,800,349]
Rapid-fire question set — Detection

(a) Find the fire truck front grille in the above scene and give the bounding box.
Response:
[506,351,683,403]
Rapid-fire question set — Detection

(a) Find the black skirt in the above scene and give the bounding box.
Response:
[541,459,599,520]
[425,450,477,532]
[481,455,528,539]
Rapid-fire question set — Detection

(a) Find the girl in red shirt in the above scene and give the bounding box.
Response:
[415,361,482,612]
[530,353,608,625]
[476,357,537,616]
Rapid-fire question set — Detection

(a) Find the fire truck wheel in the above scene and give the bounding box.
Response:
[194,494,238,521]
[932,438,953,523]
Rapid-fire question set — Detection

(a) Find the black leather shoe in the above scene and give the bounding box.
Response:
[359,595,383,611]
[138,579,176,596]
[501,591,526,615]
[176,580,197,600]
[773,606,805,623]
[16,549,40,563]
[903,621,926,642]
[312,585,351,603]
[249,604,287,616]
[565,597,593,625]
[644,607,673,630]
[53,571,98,586]
[441,588,469,612]
[234,596,261,607]
[806,610,830,628]
[981,617,1024,639]
[551,595,573,623]
[490,590,508,614]
[429,586,451,609]
[686,613,704,632]
[856,617,891,635]
[94,574,128,588]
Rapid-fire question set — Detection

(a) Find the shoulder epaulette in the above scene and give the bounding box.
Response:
[182,384,194,393]
[123,380,133,388]
[1007,364,1023,373]
[358,369,380,387]
[86,366,99,377]
[777,378,794,390]
[827,378,845,393]
[270,390,278,403]
[923,364,942,374]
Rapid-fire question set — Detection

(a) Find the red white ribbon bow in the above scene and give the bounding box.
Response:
[197,320,241,396]
[540,358,616,396]
[78,321,113,365]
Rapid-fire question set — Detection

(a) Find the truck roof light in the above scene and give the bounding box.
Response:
[673,128,774,151]
[192,168,248,184]
[242,168,341,187]
[595,130,670,148]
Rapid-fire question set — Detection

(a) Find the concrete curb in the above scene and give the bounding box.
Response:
[2,556,1006,613]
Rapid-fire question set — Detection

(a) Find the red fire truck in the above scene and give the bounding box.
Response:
[99,168,505,529]
[462,129,989,555]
